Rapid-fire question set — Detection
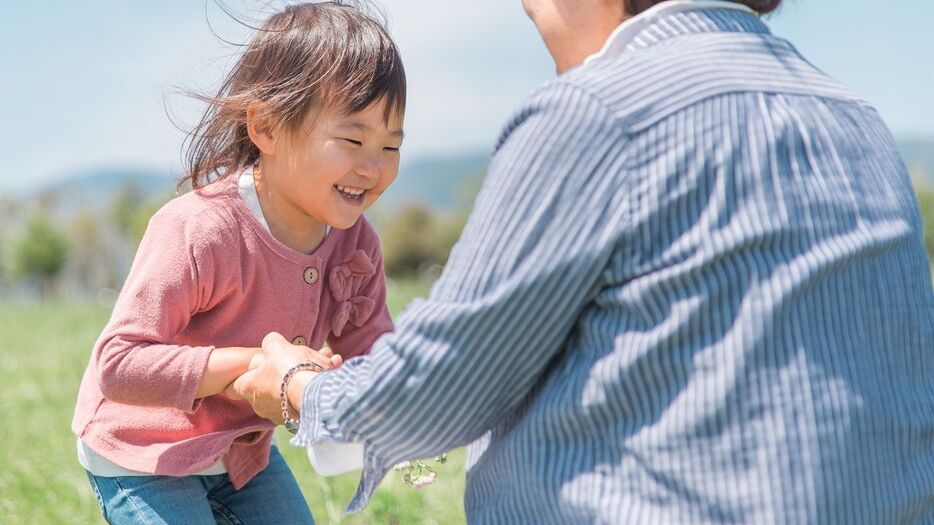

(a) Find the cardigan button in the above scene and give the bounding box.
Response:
[303,267,319,285]
[292,336,307,346]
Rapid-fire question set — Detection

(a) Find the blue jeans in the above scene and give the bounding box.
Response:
[85,447,314,525]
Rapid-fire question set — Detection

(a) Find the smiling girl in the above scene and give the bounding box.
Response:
[71,3,405,523]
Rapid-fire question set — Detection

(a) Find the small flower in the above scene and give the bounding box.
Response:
[394,455,447,488]
[412,471,438,489]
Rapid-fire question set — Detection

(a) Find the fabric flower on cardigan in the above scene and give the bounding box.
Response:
[328,250,377,336]
[331,296,376,337]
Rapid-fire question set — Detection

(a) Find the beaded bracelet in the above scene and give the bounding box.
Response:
[281,361,325,434]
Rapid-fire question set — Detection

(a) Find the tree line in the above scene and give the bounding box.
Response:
[0,184,469,299]
[2,182,934,300]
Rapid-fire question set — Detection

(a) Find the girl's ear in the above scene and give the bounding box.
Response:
[246,100,278,155]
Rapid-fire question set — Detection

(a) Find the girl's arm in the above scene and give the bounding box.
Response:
[195,347,260,399]
[199,343,340,399]
[94,208,243,412]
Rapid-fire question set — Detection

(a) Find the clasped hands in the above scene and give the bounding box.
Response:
[225,332,342,424]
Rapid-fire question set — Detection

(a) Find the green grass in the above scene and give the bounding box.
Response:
[0,278,466,524]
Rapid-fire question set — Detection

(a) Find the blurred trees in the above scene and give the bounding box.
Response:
[3,171,927,300]
[111,183,159,247]
[0,178,473,298]
[433,211,470,267]
[917,186,934,263]
[67,210,119,293]
[380,203,468,279]
[0,197,13,287]
[0,181,170,300]
[0,234,6,286]
[11,214,68,297]
[380,204,435,278]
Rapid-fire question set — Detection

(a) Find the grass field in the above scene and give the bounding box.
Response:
[0,279,467,525]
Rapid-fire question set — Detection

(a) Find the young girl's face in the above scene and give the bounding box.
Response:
[268,98,404,230]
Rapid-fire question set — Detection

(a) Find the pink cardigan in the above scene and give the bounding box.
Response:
[72,177,393,489]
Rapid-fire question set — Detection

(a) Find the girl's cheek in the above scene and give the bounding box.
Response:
[322,142,353,165]
[381,159,400,183]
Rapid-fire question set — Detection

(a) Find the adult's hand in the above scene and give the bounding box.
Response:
[226,332,342,424]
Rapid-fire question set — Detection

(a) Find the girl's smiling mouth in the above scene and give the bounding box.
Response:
[335,184,367,203]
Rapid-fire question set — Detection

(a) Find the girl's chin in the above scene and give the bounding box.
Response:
[327,214,361,230]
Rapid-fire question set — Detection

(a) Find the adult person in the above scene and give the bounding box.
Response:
[232,0,934,522]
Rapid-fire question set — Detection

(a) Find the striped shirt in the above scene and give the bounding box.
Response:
[294,6,934,524]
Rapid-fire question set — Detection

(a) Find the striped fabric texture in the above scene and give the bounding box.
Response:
[295,8,934,524]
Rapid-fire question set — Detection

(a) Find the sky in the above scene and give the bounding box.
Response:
[1,0,933,192]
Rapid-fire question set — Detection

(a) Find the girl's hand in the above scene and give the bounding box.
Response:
[226,332,342,423]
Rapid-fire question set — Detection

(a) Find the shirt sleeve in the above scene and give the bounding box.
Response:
[93,208,217,412]
[292,81,634,512]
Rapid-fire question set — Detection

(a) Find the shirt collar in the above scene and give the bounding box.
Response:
[584,0,759,64]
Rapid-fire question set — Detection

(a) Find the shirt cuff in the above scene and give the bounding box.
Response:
[177,344,216,413]
[290,368,389,513]
[290,368,343,445]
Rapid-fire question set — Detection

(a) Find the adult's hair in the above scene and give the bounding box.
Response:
[625,0,782,15]
[179,1,406,191]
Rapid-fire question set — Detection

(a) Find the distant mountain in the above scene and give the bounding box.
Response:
[13,166,177,217]
[47,167,176,196]
[4,151,490,219]
[380,150,490,211]
[6,138,929,221]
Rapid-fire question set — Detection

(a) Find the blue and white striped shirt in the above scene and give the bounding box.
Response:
[295,6,934,524]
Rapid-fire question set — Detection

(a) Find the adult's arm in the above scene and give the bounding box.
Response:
[294,81,633,511]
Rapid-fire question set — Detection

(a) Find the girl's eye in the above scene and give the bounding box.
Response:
[341,138,362,146]
[384,147,401,153]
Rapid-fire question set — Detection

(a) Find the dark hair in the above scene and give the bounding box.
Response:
[625,0,782,15]
[179,1,407,191]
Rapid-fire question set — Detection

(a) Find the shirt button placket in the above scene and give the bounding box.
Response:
[296,265,317,348]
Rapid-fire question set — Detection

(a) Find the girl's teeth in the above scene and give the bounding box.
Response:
[336,185,365,197]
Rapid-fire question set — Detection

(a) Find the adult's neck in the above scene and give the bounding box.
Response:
[527,0,629,74]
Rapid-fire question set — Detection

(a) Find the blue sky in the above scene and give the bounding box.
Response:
[2,0,933,191]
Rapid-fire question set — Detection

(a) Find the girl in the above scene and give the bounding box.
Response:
[71,3,405,523]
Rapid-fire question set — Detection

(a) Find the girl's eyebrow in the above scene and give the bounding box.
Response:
[337,121,405,139]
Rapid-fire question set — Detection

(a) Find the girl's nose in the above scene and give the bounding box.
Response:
[355,154,380,180]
